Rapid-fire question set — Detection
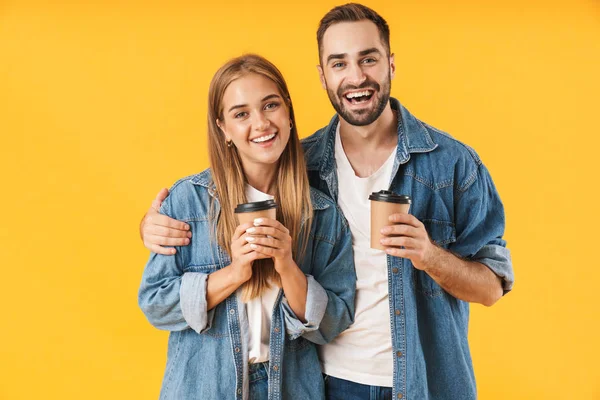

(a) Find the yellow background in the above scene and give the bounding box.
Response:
[1,0,598,399]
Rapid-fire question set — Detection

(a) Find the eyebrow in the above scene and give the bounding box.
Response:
[326,48,382,64]
[227,94,281,113]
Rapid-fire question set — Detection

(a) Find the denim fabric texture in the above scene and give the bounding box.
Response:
[324,375,393,400]
[249,362,269,400]
[139,171,356,400]
[302,98,514,400]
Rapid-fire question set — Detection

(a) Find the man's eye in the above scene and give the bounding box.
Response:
[362,58,376,64]
[332,62,345,68]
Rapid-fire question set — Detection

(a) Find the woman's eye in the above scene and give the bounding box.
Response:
[265,102,279,110]
[234,112,248,118]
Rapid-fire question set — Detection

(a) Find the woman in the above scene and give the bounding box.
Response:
[138,54,356,400]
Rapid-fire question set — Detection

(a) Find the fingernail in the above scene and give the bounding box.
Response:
[187,232,192,238]
[380,238,387,244]
[185,238,190,244]
[246,236,255,242]
[246,227,256,233]
[185,225,190,231]
[253,218,263,226]
[380,227,390,234]
[171,249,176,255]
[250,244,258,249]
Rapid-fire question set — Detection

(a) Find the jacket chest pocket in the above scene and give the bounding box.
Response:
[412,219,456,297]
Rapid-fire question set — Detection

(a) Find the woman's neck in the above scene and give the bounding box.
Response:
[243,162,278,196]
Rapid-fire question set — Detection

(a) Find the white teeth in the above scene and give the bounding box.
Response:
[251,133,276,143]
[345,90,372,99]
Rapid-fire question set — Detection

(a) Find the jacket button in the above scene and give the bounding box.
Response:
[274,327,280,333]
[397,394,403,399]
[395,309,401,315]
[273,365,279,371]
[237,389,242,394]
[392,267,399,273]
[230,309,235,315]
[396,351,403,357]
[235,347,240,353]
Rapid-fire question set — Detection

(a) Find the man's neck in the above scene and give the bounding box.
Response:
[338,103,397,152]
[338,103,398,178]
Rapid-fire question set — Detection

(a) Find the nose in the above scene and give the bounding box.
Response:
[347,62,367,86]
[253,112,270,131]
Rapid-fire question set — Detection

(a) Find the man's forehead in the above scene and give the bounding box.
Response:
[321,20,385,58]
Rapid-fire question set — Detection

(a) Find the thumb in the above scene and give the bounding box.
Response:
[151,188,169,211]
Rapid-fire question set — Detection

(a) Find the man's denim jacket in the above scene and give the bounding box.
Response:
[138,170,356,400]
[302,98,514,400]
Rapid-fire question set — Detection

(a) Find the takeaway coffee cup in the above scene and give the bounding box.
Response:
[234,199,277,225]
[369,190,411,250]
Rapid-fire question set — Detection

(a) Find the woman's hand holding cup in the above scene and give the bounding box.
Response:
[229,222,270,284]
[244,218,294,275]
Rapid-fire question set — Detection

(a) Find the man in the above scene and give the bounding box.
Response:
[140,4,514,399]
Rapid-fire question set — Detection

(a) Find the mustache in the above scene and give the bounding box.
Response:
[337,80,380,98]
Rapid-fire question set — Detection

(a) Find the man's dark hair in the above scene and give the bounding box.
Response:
[317,3,391,64]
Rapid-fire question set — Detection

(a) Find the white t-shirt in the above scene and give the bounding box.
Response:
[318,123,396,387]
[244,185,280,364]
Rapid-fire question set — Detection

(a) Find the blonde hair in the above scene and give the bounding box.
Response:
[207,54,313,300]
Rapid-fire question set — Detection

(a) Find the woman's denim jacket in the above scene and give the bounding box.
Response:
[138,169,356,400]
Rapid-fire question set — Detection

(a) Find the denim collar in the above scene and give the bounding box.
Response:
[189,169,329,210]
[305,98,438,179]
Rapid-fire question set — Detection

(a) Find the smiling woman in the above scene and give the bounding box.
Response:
[137,54,357,400]
[217,74,290,172]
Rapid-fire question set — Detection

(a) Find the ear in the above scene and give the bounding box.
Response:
[317,65,327,90]
[216,119,230,141]
[216,119,225,133]
[389,53,396,80]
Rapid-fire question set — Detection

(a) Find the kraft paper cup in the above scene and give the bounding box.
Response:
[234,199,277,226]
[369,190,411,250]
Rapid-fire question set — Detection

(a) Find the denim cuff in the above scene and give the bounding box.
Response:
[281,275,328,340]
[180,272,215,333]
[472,244,514,294]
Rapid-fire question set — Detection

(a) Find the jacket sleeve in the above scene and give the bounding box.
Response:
[282,211,356,344]
[449,162,514,293]
[137,190,216,333]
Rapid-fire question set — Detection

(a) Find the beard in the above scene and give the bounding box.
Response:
[326,73,391,127]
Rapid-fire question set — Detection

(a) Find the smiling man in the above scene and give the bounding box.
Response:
[139,3,514,400]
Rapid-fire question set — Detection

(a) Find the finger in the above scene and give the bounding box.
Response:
[147,224,191,238]
[148,213,190,231]
[244,250,271,262]
[252,218,289,234]
[149,243,177,256]
[388,213,422,228]
[246,235,281,249]
[233,222,255,241]
[150,188,170,212]
[155,188,170,203]
[245,226,283,240]
[249,244,277,257]
[151,199,162,212]
[384,247,415,258]
[146,234,190,247]
[235,242,256,256]
[380,224,420,237]
[380,236,418,249]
